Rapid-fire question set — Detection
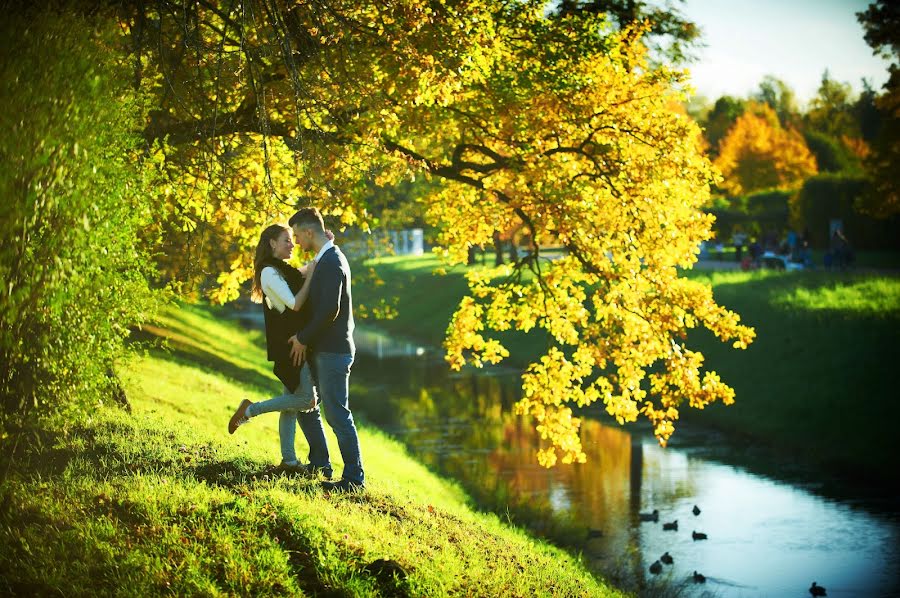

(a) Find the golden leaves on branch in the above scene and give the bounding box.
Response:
[447,258,755,464]
[431,19,758,462]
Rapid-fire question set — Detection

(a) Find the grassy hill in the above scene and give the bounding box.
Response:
[0,303,624,597]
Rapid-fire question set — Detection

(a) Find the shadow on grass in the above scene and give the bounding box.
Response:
[1,425,88,480]
[129,325,274,392]
[3,469,351,597]
[190,460,324,490]
[2,414,415,598]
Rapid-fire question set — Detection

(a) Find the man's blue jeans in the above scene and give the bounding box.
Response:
[311,351,364,484]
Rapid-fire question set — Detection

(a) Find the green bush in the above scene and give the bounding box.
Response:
[0,11,162,443]
[745,189,791,221]
[708,189,792,238]
[791,173,900,250]
[803,130,862,174]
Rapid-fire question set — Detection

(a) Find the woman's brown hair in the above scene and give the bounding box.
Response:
[251,224,290,303]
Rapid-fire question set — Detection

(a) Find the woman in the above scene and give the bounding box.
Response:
[227,224,330,474]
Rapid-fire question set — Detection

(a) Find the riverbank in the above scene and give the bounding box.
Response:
[0,303,624,597]
[355,254,900,480]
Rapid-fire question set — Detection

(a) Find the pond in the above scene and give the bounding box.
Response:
[349,326,900,598]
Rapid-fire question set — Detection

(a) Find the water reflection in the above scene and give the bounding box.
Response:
[350,328,900,597]
[354,327,426,359]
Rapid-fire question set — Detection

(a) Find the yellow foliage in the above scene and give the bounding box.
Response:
[430,22,755,464]
[714,103,818,196]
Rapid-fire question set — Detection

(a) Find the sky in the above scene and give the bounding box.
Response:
[680,0,892,106]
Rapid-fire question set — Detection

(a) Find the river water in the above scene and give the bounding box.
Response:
[348,326,900,598]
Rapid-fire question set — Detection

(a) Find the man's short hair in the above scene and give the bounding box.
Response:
[289,207,325,231]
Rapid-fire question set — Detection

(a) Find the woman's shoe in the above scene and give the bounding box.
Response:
[228,399,253,434]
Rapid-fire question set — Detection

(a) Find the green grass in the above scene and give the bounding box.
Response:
[0,302,624,597]
[357,255,469,347]
[768,276,900,313]
[679,269,900,478]
[702,247,900,270]
[356,254,900,479]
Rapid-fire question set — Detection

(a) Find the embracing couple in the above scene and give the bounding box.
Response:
[228,207,364,493]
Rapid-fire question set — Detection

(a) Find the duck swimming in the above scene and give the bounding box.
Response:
[639,509,659,522]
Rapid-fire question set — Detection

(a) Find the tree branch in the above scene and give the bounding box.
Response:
[143,102,342,149]
[383,137,542,279]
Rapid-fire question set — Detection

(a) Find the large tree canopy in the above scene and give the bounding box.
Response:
[552,0,701,64]
[122,0,754,466]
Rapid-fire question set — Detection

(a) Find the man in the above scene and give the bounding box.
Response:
[287,207,365,492]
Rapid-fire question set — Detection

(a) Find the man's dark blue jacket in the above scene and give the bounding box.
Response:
[296,245,355,355]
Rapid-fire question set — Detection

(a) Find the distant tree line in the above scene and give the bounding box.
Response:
[690,0,899,249]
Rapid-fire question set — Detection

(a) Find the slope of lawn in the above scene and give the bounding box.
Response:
[0,302,624,597]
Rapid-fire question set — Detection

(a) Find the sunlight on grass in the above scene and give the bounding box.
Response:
[1,302,623,596]
[674,269,899,316]
[771,277,900,315]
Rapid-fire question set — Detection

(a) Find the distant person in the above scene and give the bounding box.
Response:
[798,228,813,265]
[732,231,746,262]
[777,234,790,256]
[740,255,753,271]
[798,239,813,268]
[749,238,763,267]
[786,229,798,254]
[800,227,811,254]
[228,224,331,478]
[830,229,853,269]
